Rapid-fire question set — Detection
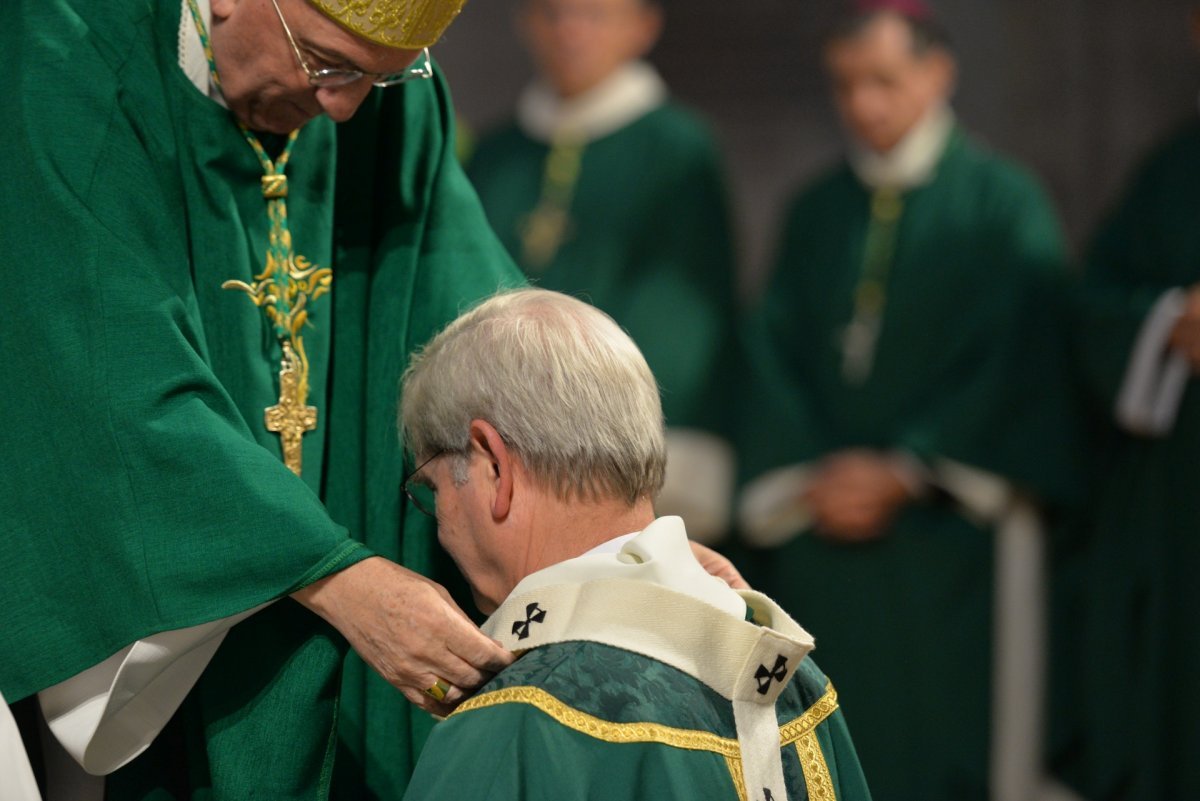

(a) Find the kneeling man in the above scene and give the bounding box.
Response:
[400,289,871,801]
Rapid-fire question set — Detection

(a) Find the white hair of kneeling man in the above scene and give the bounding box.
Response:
[400,287,667,506]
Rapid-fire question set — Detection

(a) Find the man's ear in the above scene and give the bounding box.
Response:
[468,419,514,521]
[926,48,957,101]
[631,4,664,60]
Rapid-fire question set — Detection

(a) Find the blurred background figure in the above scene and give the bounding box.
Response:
[732,2,1079,800]
[437,3,1200,800]
[465,0,739,544]
[1068,7,1200,801]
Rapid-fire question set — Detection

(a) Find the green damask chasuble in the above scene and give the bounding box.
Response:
[1068,121,1200,801]
[0,0,521,797]
[404,520,873,801]
[736,128,1077,801]
[407,644,864,801]
[466,102,736,431]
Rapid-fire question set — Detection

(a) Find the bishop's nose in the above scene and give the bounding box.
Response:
[315,79,376,123]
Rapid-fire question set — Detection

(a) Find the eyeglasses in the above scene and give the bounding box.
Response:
[401,450,445,519]
[270,0,434,88]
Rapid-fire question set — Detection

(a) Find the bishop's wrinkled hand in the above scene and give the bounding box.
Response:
[291,556,514,715]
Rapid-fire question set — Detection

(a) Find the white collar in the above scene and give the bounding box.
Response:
[178,0,226,105]
[580,531,638,556]
[492,516,746,619]
[849,103,955,190]
[516,61,667,144]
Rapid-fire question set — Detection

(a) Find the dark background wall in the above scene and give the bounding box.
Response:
[437,0,1200,295]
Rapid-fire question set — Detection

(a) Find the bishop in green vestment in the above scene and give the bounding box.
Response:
[396,289,872,801]
[0,0,524,797]
[466,0,739,542]
[1067,114,1200,801]
[734,6,1077,800]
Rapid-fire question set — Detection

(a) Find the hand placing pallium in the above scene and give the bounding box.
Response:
[291,556,514,715]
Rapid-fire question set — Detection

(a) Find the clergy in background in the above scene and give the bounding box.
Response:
[0,0,524,797]
[397,288,872,801]
[733,2,1079,800]
[465,0,740,545]
[1069,7,1200,799]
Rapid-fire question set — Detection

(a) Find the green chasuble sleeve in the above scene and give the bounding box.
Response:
[1073,122,1200,406]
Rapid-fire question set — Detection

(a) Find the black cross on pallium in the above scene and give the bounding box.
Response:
[512,602,547,640]
[763,788,776,801]
[755,654,788,695]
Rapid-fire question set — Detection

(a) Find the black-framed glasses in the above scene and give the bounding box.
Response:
[270,0,434,88]
[401,450,445,519]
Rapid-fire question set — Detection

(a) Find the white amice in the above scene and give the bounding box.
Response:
[516,60,667,144]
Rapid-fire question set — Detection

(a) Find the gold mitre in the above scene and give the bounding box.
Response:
[306,0,468,49]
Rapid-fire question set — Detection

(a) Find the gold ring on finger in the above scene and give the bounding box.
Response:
[423,678,451,702]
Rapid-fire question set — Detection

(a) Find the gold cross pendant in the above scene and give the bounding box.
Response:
[265,342,317,476]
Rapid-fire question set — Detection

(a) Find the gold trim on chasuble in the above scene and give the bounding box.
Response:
[451,682,840,800]
[780,683,840,800]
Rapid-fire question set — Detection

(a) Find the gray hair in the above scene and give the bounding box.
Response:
[400,288,666,505]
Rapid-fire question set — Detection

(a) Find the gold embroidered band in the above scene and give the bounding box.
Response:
[455,683,841,799]
[306,0,469,48]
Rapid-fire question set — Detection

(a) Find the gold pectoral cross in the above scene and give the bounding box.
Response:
[265,342,317,476]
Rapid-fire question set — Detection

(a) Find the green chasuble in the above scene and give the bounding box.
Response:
[407,644,863,801]
[1066,120,1200,801]
[404,520,872,801]
[735,127,1077,801]
[466,99,736,432]
[0,0,521,797]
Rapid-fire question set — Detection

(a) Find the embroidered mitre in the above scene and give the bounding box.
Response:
[306,0,467,49]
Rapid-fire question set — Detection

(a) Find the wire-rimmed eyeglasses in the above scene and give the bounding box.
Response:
[401,450,444,519]
[270,0,434,88]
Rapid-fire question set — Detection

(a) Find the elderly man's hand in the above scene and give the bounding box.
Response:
[292,556,513,715]
[805,450,918,542]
